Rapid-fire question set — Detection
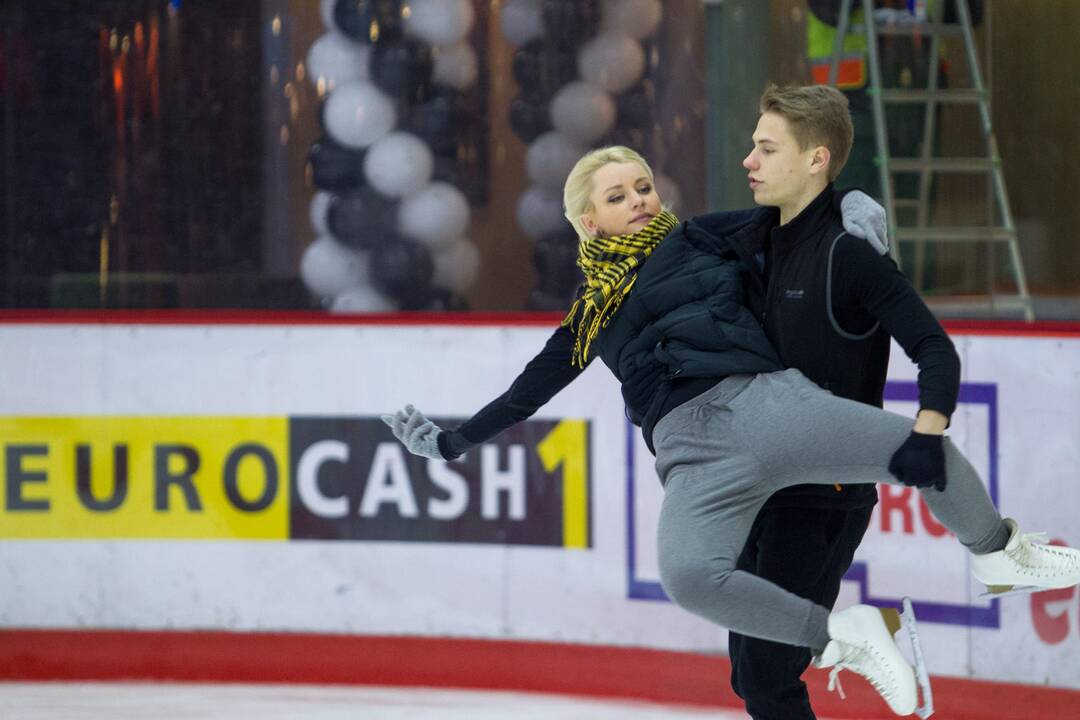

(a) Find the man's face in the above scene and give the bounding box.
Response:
[742,112,820,208]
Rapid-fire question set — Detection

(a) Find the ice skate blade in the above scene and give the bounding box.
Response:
[902,597,934,719]
[979,584,1040,599]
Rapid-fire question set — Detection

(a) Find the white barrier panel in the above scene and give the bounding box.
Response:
[1,323,1078,690]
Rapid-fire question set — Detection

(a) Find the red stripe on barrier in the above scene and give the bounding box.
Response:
[0,310,565,327]
[1,630,1077,719]
[2,309,1080,336]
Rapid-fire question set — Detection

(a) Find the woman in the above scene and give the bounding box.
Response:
[383,146,1080,716]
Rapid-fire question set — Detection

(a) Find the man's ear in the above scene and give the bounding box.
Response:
[810,145,831,177]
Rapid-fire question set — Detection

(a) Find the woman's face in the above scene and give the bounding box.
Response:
[581,161,662,238]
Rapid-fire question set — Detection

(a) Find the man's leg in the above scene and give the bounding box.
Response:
[730,505,874,720]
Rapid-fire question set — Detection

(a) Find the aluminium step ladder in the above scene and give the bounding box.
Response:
[827,0,1034,320]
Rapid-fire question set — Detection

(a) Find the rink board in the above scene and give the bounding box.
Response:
[1,318,1079,694]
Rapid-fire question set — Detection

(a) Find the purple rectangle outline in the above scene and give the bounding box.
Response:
[626,380,1002,628]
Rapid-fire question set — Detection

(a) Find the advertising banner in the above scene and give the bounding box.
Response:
[1,322,1078,690]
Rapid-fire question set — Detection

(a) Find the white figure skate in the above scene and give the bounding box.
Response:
[972,518,1080,598]
[813,601,933,717]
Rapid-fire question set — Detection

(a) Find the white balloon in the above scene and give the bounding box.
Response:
[300,236,371,298]
[323,81,396,149]
[319,0,336,31]
[309,190,333,236]
[432,238,481,294]
[526,132,587,191]
[601,0,663,40]
[306,32,370,92]
[364,131,434,198]
[578,32,645,94]
[405,0,475,47]
[331,284,397,313]
[500,0,543,46]
[398,182,471,249]
[550,81,616,145]
[516,185,569,241]
[655,173,683,215]
[432,42,479,91]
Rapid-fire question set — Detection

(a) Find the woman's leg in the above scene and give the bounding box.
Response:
[735,369,1007,554]
[653,376,833,651]
[652,369,1009,651]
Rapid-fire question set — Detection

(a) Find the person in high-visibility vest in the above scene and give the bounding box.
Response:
[806,0,984,204]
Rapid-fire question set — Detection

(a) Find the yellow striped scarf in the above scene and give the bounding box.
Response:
[562,210,679,367]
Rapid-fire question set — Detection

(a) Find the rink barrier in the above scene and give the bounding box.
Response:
[3,313,1080,718]
[1,630,1078,720]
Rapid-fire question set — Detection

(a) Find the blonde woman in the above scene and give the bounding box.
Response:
[385,145,1080,717]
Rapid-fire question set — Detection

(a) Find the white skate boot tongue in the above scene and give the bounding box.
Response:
[812,639,844,670]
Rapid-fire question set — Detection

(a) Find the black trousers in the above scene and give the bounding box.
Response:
[729,502,875,720]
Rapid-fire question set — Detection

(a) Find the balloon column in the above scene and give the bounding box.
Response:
[499,0,675,311]
[301,0,482,312]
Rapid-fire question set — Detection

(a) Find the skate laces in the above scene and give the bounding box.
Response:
[827,643,895,703]
[1011,531,1077,573]
[826,666,848,700]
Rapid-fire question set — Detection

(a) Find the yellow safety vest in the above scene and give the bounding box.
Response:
[807,9,868,90]
[808,1,948,90]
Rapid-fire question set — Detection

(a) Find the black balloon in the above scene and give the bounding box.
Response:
[512,38,578,98]
[526,288,578,312]
[509,94,552,143]
[327,187,398,251]
[371,240,436,309]
[405,87,467,157]
[602,126,647,152]
[308,136,367,192]
[431,156,486,203]
[540,0,600,49]
[370,36,433,104]
[616,80,656,132]
[533,228,581,296]
[427,288,470,312]
[332,0,402,43]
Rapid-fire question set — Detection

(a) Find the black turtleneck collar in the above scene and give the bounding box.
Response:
[769,183,838,248]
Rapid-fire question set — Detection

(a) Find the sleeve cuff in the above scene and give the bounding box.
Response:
[437,430,470,461]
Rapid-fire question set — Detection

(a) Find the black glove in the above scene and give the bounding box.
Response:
[888,431,947,491]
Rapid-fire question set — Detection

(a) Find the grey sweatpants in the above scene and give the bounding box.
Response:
[652,369,1006,651]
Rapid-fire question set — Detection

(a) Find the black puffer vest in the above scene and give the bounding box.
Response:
[591,216,783,448]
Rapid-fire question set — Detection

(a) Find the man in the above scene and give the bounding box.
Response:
[720,83,960,720]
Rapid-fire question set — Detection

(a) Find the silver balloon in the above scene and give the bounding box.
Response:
[364,131,434,198]
[432,42,479,91]
[526,132,586,192]
[331,285,397,313]
[405,0,475,47]
[322,80,397,149]
[500,0,543,46]
[397,182,471,249]
[319,0,336,31]
[577,32,645,94]
[309,190,333,236]
[550,81,616,145]
[432,237,481,294]
[516,185,569,241]
[300,236,371,298]
[601,0,663,40]
[306,32,370,92]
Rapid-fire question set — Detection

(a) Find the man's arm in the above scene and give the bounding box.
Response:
[831,236,960,425]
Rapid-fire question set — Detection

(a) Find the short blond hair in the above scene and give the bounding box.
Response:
[759,84,853,182]
[563,145,656,243]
